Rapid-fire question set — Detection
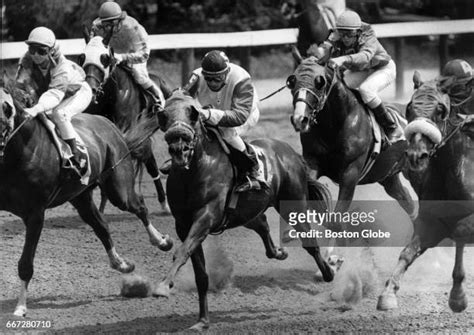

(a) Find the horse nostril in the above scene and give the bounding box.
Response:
[301,116,309,127]
[420,152,429,160]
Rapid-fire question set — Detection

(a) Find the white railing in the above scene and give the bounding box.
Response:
[1,19,473,94]
[2,19,473,59]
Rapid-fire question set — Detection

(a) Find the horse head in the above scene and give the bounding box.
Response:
[158,89,201,169]
[404,71,451,171]
[79,36,115,102]
[0,87,16,158]
[287,55,336,132]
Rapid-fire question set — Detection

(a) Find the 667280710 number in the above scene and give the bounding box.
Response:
[5,320,52,329]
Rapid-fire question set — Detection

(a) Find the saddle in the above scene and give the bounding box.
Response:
[37,114,91,185]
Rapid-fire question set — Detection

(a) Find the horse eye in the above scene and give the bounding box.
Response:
[100,54,111,68]
[314,76,325,90]
[286,75,296,90]
[2,103,13,119]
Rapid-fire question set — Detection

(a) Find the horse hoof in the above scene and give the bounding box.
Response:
[152,282,170,298]
[112,260,135,274]
[322,266,334,282]
[13,305,26,317]
[377,293,398,311]
[159,235,173,252]
[449,291,467,313]
[189,320,209,332]
[276,247,289,260]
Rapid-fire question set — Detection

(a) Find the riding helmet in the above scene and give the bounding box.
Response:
[25,27,56,48]
[99,1,125,21]
[201,50,230,76]
[442,59,473,79]
[336,10,362,30]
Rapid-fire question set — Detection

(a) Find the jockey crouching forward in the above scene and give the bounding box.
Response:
[182,50,266,192]
[18,26,92,179]
[308,10,403,142]
[438,59,474,115]
[90,1,165,107]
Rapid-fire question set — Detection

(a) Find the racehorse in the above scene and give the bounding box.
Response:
[0,81,172,317]
[288,55,416,226]
[78,35,171,213]
[151,89,336,331]
[377,72,474,312]
[280,0,336,57]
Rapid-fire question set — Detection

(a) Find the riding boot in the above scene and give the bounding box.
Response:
[372,103,403,143]
[145,85,164,112]
[159,159,172,175]
[234,143,267,193]
[64,138,87,179]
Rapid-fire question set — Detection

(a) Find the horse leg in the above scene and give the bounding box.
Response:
[153,208,212,298]
[377,234,426,310]
[245,214,288,260]
[14,211,45,317]
[144,155,170,214]
[188,245,210,331]
[449,242,467,312]
[277,202,334,282]
[379,173,417,220]
[69,191,134,273]
[99,187,108,213]
[103,165,173,251]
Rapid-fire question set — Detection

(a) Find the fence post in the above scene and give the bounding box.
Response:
[238,47,251,72]
[394,37,405,99]
[181,48,195,86]
[438,35,448,73]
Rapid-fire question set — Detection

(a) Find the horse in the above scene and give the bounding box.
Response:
[150,89,336,331]
[280,0,337,57]
[77,35,171,213]
[377,72,474,312]
[0,81,173,317]
[287,55,416,228]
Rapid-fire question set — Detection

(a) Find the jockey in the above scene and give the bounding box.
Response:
[183,50,264,192]
[308,10,402,142]
[18,26,92,178]
[90,1,164,107]
[438,59,473,115]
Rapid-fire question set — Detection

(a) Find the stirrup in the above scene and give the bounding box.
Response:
[235,176,262,193]
[62,158,85,180]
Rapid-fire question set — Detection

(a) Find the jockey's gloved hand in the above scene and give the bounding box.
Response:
[329,56,350,68]
[24,105,42,118]
[114,53,124,64]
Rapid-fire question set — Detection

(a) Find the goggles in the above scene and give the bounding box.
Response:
[204,74,226,83]
[28,45,50,56]
[337,29,358,38]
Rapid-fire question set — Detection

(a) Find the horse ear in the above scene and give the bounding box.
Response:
[190,105,200,122]
[291,45,303,65]
[82,24,90,44]
[78,54,86,66]
[413,71,423,89]
[100,54,111,68]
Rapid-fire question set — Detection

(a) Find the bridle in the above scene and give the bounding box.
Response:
[163,119,200,170]
[292,65,337,124]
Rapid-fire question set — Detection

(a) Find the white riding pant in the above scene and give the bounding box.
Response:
[343,59,396,108]
[131,62,165,102]
[220,106,260,152]
[50,82,92,140]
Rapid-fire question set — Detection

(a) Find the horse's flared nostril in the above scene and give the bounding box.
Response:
[420,152,429,160]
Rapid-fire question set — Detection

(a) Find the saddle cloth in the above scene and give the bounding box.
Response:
[38,114,91,185]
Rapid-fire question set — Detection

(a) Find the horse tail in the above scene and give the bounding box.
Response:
[307,176,333,213]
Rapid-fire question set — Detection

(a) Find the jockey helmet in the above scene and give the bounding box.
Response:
[442,59,473,79]
[99,1,125,22]
[336,10,362,30]
[201,50,230,77]
[25,27,56,48]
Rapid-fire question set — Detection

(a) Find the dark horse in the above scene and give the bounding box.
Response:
[288,55,415,224]
[79,35,171,213]
[151,90,336,331]
[281,0,336,57]
[0,82,172,317]
[377,72,474,312]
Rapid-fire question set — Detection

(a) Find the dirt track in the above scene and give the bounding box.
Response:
[1,80,474,334]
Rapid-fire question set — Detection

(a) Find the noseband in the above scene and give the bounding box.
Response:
[164,120,199,169]
[293,66,337,124]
